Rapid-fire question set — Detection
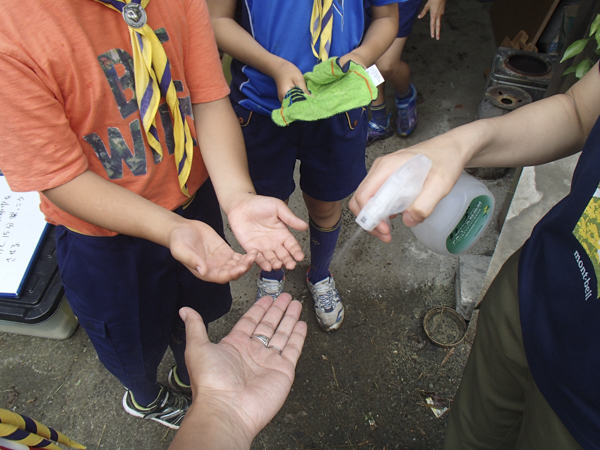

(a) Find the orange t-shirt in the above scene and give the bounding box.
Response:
[0,0,229,236]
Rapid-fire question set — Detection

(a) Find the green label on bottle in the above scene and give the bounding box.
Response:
[446,195,493,254]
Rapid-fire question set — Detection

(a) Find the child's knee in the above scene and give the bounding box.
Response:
[377,56,406,79]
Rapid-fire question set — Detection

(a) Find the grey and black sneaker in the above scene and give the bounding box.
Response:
[167,365,192,396]
[122,385,190,429]
[307,272,345,331]
[256,275,285,301]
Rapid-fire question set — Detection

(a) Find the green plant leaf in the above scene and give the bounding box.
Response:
[560,38,590,62]
[575,59,594,78]
[590,14,600,37]
[563,65,578,76]
[596,29,600,51]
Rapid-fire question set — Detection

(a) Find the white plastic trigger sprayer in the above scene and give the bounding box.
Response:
[355,154,432,232]
[355,154,495,256]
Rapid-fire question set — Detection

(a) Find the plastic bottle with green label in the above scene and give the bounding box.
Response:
[355,154,495,256]
[411,173,495,256]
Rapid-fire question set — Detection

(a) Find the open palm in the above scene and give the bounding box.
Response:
[169,219,257,283]
[175,294,307,446]
[227,195,308,271]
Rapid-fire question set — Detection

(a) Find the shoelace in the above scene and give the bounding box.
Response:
[368,120,388,132]
[313,286,337,310]
[258,278,283,294]
[157,391,188,419]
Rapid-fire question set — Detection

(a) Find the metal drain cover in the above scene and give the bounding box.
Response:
[505,53,551,77]
[484,85,532,110]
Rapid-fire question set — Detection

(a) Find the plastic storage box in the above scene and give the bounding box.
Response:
[0,226,78,339]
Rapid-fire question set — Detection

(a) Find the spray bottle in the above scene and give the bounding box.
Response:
[355,154,495,256]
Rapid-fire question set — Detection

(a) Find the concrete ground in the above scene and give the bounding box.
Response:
[1,1,503,448]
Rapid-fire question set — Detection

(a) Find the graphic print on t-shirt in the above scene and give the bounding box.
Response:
[572,184,600,299]
[82,29,194,180]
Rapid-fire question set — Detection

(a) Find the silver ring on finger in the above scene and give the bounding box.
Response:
[268,345,283,355]
[251,334,270,347]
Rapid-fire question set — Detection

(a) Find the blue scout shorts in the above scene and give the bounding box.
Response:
[55,180,231,392]
[233,104,368,202]
[397,0,422,38]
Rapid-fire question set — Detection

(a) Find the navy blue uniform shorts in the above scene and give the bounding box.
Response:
[397,0,422,38]
[55,180,231,392]
[233,103,368,202]
[365,0,422,38]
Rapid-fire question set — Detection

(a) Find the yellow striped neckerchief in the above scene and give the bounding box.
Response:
[0,408,85,450]
[310,0,334,62]
[94,0,193,196]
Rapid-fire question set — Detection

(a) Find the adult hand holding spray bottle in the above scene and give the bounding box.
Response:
[355,154,495,256]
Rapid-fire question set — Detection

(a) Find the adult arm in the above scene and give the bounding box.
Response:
[169,294,307,450]
[192,100,308,271]
[350,62,600,241]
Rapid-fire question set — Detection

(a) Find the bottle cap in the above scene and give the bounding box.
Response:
[355,207,381,231]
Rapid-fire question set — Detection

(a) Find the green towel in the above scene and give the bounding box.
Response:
[271,57,376,127]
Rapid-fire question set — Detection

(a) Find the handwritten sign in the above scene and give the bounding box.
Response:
[0,175,49,297]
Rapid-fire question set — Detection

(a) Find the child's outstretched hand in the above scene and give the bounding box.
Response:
[169,218,258,283]
[418,0,446,40]
[226,194,308,271]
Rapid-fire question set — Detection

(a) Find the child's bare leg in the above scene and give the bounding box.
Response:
[367,38,411,145]
[376,37,410,96]
[303,194,341,229]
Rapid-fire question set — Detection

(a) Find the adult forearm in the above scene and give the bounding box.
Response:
[461,63,600,168]
[169,401,253,450]
[42,170,184,246]
[449,94,585,169]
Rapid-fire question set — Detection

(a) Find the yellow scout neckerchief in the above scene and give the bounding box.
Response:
[0,408,86,450]
[310,0,334,62]
[94,0,193,196]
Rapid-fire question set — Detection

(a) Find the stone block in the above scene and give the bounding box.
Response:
[456,254,492,320]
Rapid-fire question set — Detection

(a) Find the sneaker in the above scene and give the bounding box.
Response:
[306,272,345,331]
[396,83,418,136]
[256,275,285,301]
[167,366,192,396]
[122,385,190,429]
[366,114,393,146]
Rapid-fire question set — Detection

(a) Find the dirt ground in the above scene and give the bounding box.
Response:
[0,0,503,448]
[241,274,480,450]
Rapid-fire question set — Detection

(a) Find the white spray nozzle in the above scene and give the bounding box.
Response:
[356,154,432,231]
